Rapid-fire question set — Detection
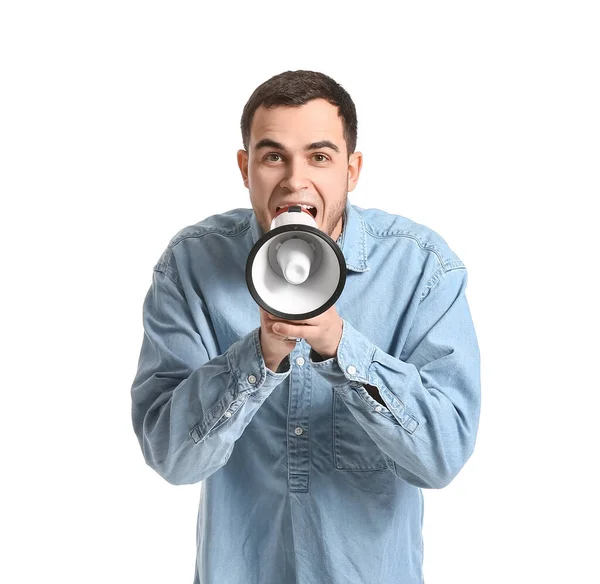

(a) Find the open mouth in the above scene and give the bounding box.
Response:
[275,204,318,219]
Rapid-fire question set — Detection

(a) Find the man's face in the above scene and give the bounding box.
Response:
[237,98,362,241]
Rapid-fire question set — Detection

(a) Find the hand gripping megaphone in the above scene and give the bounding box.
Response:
[245,204,347,321]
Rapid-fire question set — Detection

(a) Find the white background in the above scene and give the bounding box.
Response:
[2,1,598,582]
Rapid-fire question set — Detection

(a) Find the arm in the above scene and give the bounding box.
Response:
[310,267,481,489]
[130,267,290,486]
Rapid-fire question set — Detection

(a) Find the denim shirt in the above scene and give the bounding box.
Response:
[130,197,481,584]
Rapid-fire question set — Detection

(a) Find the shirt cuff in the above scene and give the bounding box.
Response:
[309,318,376,391]
[227,327,291,395]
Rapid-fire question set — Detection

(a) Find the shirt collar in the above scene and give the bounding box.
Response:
[249,197,369,273]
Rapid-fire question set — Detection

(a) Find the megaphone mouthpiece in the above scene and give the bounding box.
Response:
[276,238,315,284]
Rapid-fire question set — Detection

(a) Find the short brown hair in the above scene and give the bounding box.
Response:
[240,70,358,157]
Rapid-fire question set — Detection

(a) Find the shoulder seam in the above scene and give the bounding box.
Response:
[153,265,184,293]
[360,210,461,270]
[156,217,252,272]
[419,265,466,303]
[364,223,462,270]
[171,221,252,248]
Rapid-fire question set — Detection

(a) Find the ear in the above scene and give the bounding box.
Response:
[237,149,249,188]
[347,151,363,192]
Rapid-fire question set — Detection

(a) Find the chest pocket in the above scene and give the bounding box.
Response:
[333,391,389,471]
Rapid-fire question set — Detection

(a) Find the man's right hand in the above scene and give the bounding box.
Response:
[258,306,297,373]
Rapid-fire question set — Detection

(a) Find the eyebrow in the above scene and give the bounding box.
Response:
[254,138,340,153]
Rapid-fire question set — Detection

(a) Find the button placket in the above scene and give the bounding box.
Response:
[288,349,310,493]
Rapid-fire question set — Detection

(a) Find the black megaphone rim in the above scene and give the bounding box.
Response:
[245,224,347,321]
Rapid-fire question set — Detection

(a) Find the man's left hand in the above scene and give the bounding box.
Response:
[262,305,343,360]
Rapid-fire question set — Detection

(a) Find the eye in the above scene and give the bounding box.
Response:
[265,153,283,162]
[312,153,329,163]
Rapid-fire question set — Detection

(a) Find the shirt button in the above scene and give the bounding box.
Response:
[294,426,304,435]
[224,411,232,418]
[346,365,356,375]
[375,405,383,413]
[247,374,257,384]
[295,357,305,367]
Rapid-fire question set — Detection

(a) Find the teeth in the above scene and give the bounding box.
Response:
[277,204,314,208]
[276,204,316,212]
[275,204,318,220]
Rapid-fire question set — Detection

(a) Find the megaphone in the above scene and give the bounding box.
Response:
[246,204,347,321]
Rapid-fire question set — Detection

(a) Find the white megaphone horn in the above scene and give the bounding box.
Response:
[245,204,347,321]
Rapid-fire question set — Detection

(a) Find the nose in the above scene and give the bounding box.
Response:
[279,159,311,193]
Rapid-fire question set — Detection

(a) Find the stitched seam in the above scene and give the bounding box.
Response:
[343,210,369,272]
[170,223,252,248]
[153,266,184,294]
[225,343,241,387]
[252,328,267,386]
[363,224,463,270]
[158,218,252,266]
[359,212,367,265]
[420,266,467,303]
[355,385,396,422]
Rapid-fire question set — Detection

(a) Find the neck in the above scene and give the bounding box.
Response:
[331,214,344,243]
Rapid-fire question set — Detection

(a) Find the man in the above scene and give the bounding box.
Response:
[131,70,481,584]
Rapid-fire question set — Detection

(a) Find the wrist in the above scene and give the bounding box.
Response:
[276,356,291,373]
[266,355,290,373]
[265,360,279,372]
[312,324,342,361]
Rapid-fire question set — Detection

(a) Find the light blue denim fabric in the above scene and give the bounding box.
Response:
[130,197,481,584]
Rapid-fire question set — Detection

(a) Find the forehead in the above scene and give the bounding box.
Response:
[250,99,345,148]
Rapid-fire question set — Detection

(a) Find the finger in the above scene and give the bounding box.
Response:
[272,322,285,334]
[272,322,304,337]
[274,318,313,327]
[270,323,301,343]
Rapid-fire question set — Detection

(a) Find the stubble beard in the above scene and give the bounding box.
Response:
[322,190,348,240]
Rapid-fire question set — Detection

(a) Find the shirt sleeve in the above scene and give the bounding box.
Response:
[130,267,290,486]
[309,266,481,489]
